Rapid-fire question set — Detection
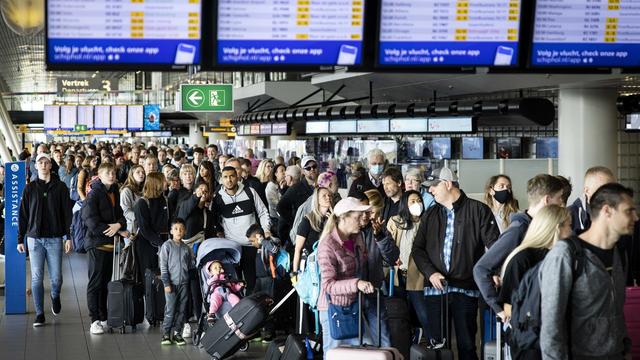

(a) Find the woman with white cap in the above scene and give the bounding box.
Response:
[317,197,375,356]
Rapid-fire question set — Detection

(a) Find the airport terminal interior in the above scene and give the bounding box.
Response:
[1,0,640,359]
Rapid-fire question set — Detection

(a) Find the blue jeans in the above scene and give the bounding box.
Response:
[27,237,63,316]
[319,310,362,358]
[425,292,479,360]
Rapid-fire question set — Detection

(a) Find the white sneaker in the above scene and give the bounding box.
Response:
[101,320,108,329]
[90,320,105,335]
[182,324,191,339]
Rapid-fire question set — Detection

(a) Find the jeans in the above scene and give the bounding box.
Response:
[425,292,479,360]
[319,310,362,359]
[27,237,63,316]
[87,249,113,323]
[362,295,391,348]
[163,283,189,335]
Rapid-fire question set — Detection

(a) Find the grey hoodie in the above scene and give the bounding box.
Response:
[473,211,532,313]
[159,239,195,287]
[215,182,271,246]
[539,239,628,360]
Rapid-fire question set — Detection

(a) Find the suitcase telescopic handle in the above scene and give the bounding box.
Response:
[357,288,381,348]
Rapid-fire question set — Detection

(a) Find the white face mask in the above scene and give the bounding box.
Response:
[409,202,424,217]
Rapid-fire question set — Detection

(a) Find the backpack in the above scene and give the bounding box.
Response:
[85,175,100,196]
[294,241,321,309]
[508,237,585,358]
[69,172,80,201]
[71,202,87,253]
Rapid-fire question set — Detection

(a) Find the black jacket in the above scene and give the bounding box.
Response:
[18,177,72,244]
[244,175,268,207]
[412,191,500,291]
[168,186,193,222]
[134,196,169,248]
[277,180,314,240]
[348,173,385,198]
[176,193,216,239]
[568,196,590,235]
[82,181,126,250]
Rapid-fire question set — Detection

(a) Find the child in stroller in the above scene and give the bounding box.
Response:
[204,260,245,323]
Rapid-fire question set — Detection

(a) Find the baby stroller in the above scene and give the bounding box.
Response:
[192,238,247,352]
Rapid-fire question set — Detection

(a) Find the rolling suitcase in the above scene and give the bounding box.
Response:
[410,284,453,360]
[266,334,307,360]
[265,338,287,360]
[387,267,412,359]
[107,236,145,333]
[144,268,165,327]
[326,290,404,360]
[202,288,297,359]
[483,317,502,360]
[624,287,640,359]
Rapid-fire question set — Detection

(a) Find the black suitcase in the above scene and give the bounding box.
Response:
[144,268,165,326]
[409,283,454,360]
[202,289,296,359]
[387,268,412,359]
[265,338,287,360]
[280,334,306,360]
[106,236,145,333]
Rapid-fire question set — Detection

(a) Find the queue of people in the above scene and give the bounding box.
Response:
[13,141,639,360]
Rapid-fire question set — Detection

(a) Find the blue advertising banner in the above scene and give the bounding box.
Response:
[5,161,26,314]
[379,41,519,66]
[217,40,363,66]
[144,105,161,131]
[531,43,639,67]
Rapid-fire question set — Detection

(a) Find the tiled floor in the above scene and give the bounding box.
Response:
[0,253,269,360]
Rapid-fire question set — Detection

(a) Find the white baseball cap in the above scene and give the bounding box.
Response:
[333,197,371,216]
[35,153,51,163]
[301,156,317,169]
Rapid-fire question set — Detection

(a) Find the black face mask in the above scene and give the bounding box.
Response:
[493,189,512,204]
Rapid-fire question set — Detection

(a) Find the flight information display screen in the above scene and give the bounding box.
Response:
[378,0,521,67]
[44,105,60,130]
[531,0,640,67]
[47,0,201,66]
[217,0,365,66]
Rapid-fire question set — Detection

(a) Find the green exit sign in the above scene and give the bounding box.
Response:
[180,84,234,112]
[75,124,87,132]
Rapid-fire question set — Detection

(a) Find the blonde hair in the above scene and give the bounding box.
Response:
[180,164,196,177]
[143,172,165,199]
[306,187,332,232]
[319,213,339,243]
[256,159,274,183]
[364,189,384,218]
[500,205,570,278]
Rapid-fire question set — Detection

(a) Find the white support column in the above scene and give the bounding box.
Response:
[0,95,21,155]
[188,122,206,147]
[558,88,618,203]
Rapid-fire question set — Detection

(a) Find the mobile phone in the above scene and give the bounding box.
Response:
[493,46,514,66]
[174,43,197,65]
[337,44,358,65]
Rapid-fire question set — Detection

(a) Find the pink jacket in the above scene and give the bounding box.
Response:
[316,227,367,311]
[205,263,244,294]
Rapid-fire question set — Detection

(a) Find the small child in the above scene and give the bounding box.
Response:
[159,218,195,346]
[246,224,282,280]
[206,260,245,322]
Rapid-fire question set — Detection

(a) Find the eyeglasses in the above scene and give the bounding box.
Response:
[304,165,318,171]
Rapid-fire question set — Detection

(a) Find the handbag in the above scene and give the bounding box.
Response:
[327,294,359,340]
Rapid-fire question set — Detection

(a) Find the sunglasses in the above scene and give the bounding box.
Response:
[304,165,318,171]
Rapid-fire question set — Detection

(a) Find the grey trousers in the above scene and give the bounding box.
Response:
[163,283,189,335]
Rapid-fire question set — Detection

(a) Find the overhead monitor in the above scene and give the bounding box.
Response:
[143,104,160,131]
[390,118,429,133]
[44,105,60,130]
[497,137,522,158]
[357,119,390,133]
[306,121,329,134]
[272,123,289,135]
[127,105,144,131]
[250,124,260,135]
[536,137,558,158]
[329,120,357,134]
[431,137,452,159]
[531,0,640,67]
[46,0,201,69]
[462,137,484,159]
[60,105,77,130]
[626,113,640,132]
[378,0,521,67]
[77,105,94,129]
[428,117,475,133]
[111,105,127,130]
[216,0,366,67]
[94,105,110,130]
[260,124,272,135]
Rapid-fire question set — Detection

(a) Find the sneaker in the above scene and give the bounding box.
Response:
[33,314,45,327]
[412,328,423,344]
[181,324,191,339]
[174,334,186,346]
[161,334,173,345]
[90,320,104,335]
[51,296,61,316]
[101,320,108,329]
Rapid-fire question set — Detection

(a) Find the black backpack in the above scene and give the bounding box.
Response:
[508,236,585,358]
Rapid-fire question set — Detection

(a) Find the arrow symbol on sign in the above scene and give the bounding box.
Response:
[189,91,203,105]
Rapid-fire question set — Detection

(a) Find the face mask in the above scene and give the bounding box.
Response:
[422,191,435,209]
[409,202,424,217]
[493,189,512,204]
[370,164,384,176]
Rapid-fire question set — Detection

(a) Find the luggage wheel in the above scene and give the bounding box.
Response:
[192,331,200,346]
[239,343,249,352]
[108,328,114,334]
[120,327,125,334]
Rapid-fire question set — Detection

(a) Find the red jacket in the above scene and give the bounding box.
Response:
[317,227,367,311]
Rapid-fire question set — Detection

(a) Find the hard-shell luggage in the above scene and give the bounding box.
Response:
[144,268,165,326]
[624,287,640,359]
[387,267,412,359]
[410,285,453,360]
[326,290,404,360]
[266,334,307,360]
[484,317,502,360]
[201,288,296,359]
[107,236,144,333]
[265,338,287,360]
